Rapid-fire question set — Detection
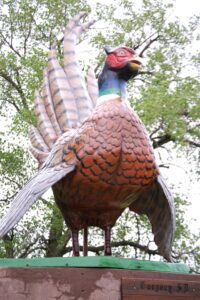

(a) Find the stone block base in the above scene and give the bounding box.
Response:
[0,266,200,299]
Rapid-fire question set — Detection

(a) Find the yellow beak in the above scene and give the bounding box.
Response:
[128,56,143,71]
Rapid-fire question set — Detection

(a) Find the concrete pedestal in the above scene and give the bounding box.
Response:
[0,257,199,299]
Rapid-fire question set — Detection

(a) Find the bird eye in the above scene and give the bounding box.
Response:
[118,50,126,56]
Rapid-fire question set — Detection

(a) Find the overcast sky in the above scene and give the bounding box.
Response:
[174,0,199,19]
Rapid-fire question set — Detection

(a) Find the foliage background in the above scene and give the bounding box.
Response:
[0,0,199,272]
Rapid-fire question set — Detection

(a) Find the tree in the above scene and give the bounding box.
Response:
[0,0,199,272]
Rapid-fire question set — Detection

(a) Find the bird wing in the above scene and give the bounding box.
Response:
[0,131,77,238]
[129,174,175,261]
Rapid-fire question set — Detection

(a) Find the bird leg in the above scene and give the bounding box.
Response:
[104,226,112,256]
[71,229,80,256]
[83,227,88,256]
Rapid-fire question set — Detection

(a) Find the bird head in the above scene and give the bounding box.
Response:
[104,46,142,81]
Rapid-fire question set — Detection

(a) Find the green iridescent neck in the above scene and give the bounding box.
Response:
[99,85,126,98]
[98,66,127,99]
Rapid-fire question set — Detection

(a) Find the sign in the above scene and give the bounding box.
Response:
[122,277,200,299]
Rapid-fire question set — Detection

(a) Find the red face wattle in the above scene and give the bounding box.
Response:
[106,47,141,70]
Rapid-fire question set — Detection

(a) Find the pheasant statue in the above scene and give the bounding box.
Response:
[0,13,175,261]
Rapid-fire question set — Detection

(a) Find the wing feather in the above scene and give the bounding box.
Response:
[129,174,175,261]
[0,165,75,237]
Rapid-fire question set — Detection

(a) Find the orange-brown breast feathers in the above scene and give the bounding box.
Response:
[120,108,159,187]
[62,99,158,188]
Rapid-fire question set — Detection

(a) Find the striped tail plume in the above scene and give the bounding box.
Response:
[47,46,79,131]
[87,67,98,107]
[41,68,62,137]
[29,13,98,165]
[64,12,96,122]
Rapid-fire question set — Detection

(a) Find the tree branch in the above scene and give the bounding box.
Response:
[0,191,18,203]
[0,32,22,58]
[159,164,170,169]
[3,175,23,190]
[139,35,160,57]
[63,240,159,257]
[185,139,200,148]
[134,32,159,50]
[0,70,27,108]
[138,71,154,76]
[23,25,32,56]
[18,236,44,258]
[150,126,162,138]
[0,97,20,112]
[152,134,200,149]
[132,77,148,83]
[152,134,173,149]
[15,69,28,109]
[23,10,36,56]
[2,232,14,258]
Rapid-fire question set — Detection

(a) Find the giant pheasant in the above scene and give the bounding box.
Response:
[0,13,175,261]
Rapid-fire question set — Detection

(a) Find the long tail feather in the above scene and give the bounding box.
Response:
[29,145,48,165]
[87,67,98,106]
[29,126,49,153]
[0,165,75,237]
[64,12,87,34]
[41,68,62,136]
[34,91,57,148]
[64,14,95,122]
[29,126,49,163]
[30,13,97,165]
[48,48,79,130]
